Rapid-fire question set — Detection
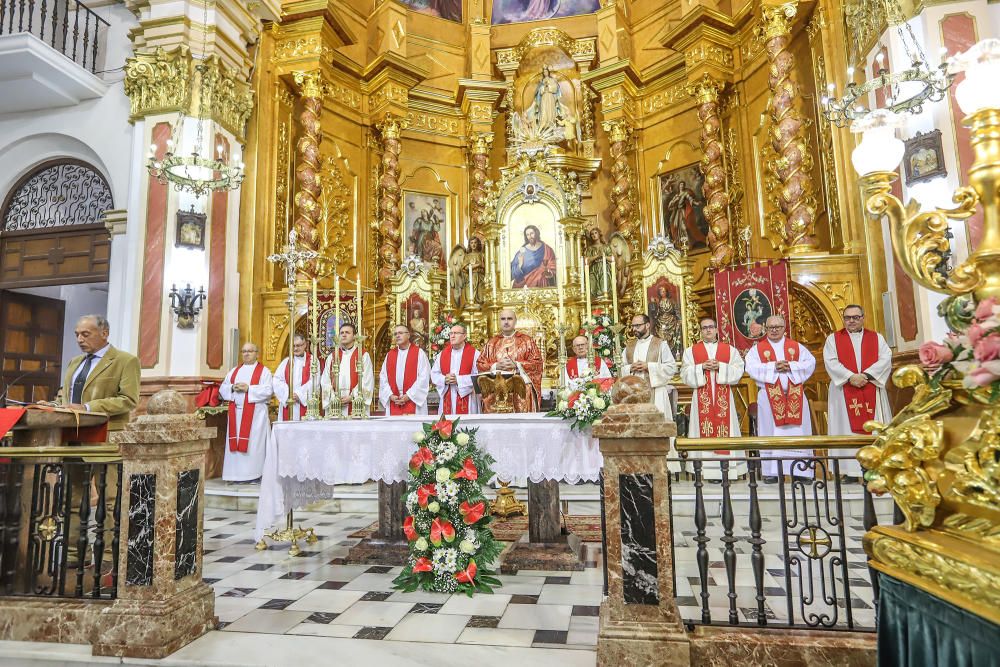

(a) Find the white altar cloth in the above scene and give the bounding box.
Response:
[255,414,602,540]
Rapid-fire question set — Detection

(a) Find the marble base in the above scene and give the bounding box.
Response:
[0,582,216,659]
[343,536,411,566]
[597,604,691,667]
[688,626,876,666]
[499,532,585,573]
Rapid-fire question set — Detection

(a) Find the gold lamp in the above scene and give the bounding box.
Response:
[862,39,1000,304]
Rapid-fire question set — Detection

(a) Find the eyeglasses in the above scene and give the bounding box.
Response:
[765,325,784,330]
[844,315,864,321]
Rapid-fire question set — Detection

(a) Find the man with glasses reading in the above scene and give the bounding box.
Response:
[430,323,480,415]
[745,315,816,482]
[823,305,892,482]
[680,317,746,480]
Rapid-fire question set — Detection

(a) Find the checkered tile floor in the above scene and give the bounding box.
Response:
[203,506,604,651]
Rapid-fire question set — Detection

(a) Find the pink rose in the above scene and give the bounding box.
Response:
[966,365,1000,387]
[974,334,1000,362]
[919,341,953,369]
[974,297,999,321]
[967,324,986,346]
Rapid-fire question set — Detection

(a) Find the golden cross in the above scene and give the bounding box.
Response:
[799,526,832,558]
[267,230,318,287]
[848,397,865,416]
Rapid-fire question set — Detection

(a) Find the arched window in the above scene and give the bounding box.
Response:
[2,160,113,231]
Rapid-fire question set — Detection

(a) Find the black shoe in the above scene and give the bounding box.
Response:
[762,476,779,484]
[707,479,722,485]
[839,475,862,484]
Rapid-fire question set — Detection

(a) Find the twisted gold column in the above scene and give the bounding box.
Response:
[602,120,638,248]
[763,2,819,253]
[469,132,493,240]
[377,116,406,286]
[291,71,323,275]
[690,75,734,268]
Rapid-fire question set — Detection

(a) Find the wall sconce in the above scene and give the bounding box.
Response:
[168,283,206,329]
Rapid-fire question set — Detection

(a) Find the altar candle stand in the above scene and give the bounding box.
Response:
[327,276,344,420]
[305,278,322,420]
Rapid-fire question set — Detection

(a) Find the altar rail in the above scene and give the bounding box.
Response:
[0,0,109,73]
[0,445,122,601]
[664,435,892,633]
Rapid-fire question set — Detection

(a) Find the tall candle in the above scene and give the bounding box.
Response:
[468,264,474,304]
[557,271,565,324]
[610,254,618,321]
[355,274,362,326]
[583,254,592,324]
[603,254,610,296]
[334,274,340,322]
[446,260,452,306]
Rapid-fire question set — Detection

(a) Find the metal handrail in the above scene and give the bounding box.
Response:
[0,0,110,73]
[676,434,875,452]
[0,444,121,461]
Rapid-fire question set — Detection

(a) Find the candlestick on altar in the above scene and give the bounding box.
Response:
[326,274,343,420]
[583,254,592,324]
[602,254,610,298]
[305,277,322,420]
[353,327,370,419]
[446,261,451,306]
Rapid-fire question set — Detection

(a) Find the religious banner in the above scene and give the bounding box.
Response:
[714,260,791,354]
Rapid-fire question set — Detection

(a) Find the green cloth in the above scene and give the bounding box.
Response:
[878,574,1000,667]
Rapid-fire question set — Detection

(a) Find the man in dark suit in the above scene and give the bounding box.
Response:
[62,315,140,431]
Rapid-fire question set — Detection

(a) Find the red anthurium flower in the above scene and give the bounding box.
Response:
[459,500,485,525]
[416,483,437,508]
[455,559,478,584]
[409,447,434,474]
[452,457,478,481]
[412,557,433,573]
[432,418,454,438]
[430,517,456,546]
[595,377,615,392]
[403,516,417,541]
[567,391,581,408]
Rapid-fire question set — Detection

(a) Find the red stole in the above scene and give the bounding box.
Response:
[282,354,312,421]
[386,346,420,415]
[835,329,879,433]
[756,338,805,427]
[337,347,363,415]
[566,356,605,379]
[227,363,264,453]
[692,342,733,447]
[440,344,476,415]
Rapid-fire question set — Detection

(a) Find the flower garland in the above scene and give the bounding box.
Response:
[392,417,503,595]
[579,308,619,375]
[547,377,616,431]
[430,312,459,359]
[919,296,1000,400]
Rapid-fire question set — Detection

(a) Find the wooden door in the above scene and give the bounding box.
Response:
[0,290,64,405]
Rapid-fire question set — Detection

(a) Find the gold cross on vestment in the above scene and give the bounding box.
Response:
[848,397,866,416]
[799,526,832,558]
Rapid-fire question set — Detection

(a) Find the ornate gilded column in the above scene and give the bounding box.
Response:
[602,120,639,248]
[468,132,493,240]
[689,74,734,268]
[762,1,819,253]
[377,115,406,286]
[291,70,324,274]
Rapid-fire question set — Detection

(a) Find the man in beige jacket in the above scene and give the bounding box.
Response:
[62,315,140,431]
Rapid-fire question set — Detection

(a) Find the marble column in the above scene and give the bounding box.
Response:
[762,1,819,254]
[291,70,324,274]
[377,115,406,287]
[689,74,734,269]
[593,378,689,665]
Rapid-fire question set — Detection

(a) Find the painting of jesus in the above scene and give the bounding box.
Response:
[510,224,557,288]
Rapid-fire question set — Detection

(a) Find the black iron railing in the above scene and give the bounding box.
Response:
[0,0,109,73]
[0,456,122,600]
[664,436,893,633]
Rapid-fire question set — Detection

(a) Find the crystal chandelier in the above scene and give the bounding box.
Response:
[145,2,244,196]
[822,0,953,128]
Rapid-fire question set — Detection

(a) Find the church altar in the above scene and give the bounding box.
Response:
[254,414,602,542]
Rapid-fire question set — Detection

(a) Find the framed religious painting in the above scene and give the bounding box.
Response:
[658,163,709,252]
[646,278,684,361]
[400,0,461,21]
[637,237,697,365]
[175,207,206,250]
[903,130,946,185]
[402,190,448,271]
[491,0,599,24]
[502,200,559,289]
[402,293,430,349]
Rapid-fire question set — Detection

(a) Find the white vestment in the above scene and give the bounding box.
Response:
[745,337,816,478]
[680,342,747,480]
[565,357,612,391]
[272,355,317,422]
[430,345,481,415]
[219,363,274,482]
[320,347,375,412]
[624,336,680,471]
[823,331,893,476]
[378,345,431,415]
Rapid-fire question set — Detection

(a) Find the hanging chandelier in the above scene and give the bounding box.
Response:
[821,0,953,128]
[145,2,244,196]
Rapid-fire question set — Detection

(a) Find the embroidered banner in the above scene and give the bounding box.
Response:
[714,260,791,355]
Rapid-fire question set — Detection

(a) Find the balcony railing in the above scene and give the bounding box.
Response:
[0,0,109,73]
[658,435,894,633]
[0,445,122,600]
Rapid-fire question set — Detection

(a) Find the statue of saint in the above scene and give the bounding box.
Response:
[650,285,682,355]
[531,66,562,133]
[584,226,610,297]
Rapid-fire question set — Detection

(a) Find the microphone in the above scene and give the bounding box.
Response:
[0,370,36,407]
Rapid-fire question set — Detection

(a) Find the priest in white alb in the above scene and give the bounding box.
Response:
[823,304,893,480]
[272,334,320,421]
[745,315,816,481]
[623,314,678,421]
[430,323,480,415]
[219,342,273,482]
[565,335,612,391]
[379,324,431,415]
[680,317,746,480]
[321,322,374,415]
